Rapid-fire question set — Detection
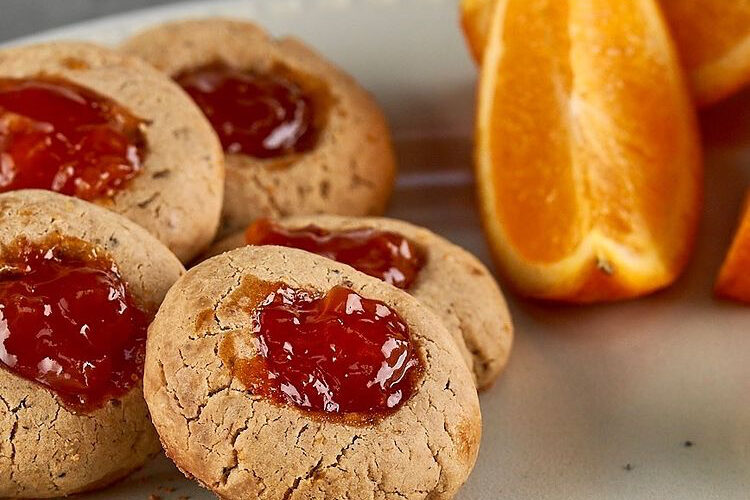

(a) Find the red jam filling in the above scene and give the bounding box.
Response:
[174,63,317,158]
[223,284,423,423]
[0,77,146,201]
[0,238,150,412]
[245,219,427,289]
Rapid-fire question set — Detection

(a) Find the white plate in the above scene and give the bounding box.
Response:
[6,1,750,498]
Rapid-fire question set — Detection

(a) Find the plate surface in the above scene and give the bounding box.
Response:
[6,1,750,498]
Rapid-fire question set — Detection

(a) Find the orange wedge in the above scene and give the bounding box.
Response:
[475,0,702,303]
[716,192,750,304]
[661,0,750,106]
[462,0,750,106]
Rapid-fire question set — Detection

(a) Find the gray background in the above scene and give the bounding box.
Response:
[0,0,182,42]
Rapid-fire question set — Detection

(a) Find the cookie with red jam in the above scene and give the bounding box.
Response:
[145,246,480,500]
[0,190,184,498]
[0,42,224,262]
[207,215,513,389]
[122,18,396,237]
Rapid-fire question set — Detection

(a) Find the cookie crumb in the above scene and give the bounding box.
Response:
[684,440,694,447]
[623,463,634,471]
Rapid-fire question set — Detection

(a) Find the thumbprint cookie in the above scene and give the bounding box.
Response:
[122,18,396,237]
[145,246,480,499]
[0,189,184,498]
[0,42,224,262]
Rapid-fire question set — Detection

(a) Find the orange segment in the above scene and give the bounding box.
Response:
[716,192,750,304]
[461,0,750,106]
[475,0,702,303]
[661,0,750,106]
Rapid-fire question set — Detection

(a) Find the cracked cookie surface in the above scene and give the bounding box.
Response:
[0,41,224,262]
[0,189,185,498]
[207,215,514,389]
[121,18,396,237]
[145,245,481,499]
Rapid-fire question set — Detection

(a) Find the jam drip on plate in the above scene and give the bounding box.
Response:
[245,219,426,289]
[0,77,146,200]
[175,63,318,158]
[222,284,424,424]
[0,237,150,412]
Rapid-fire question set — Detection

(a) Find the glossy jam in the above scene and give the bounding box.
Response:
[223,284,423,423]
[0,77,146,200]
[0,238,150,412]
[245,219,426,289]
[174,63,317,158]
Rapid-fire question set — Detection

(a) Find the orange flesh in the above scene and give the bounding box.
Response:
[488,1,579,263]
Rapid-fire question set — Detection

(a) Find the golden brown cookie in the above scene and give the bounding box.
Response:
[145,246,481,499]
[0,190,184,498]
[0,41,224,262]
[207,215,513,389]
[121,18,396,237]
